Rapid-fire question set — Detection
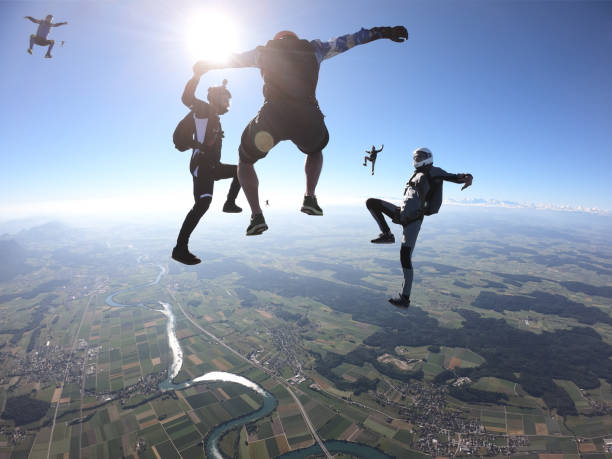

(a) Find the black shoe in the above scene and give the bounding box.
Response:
[388,295,410,308]
[246,213,268,236]
[222,201,242,213]
[301,195,323,216]
[27,49,33,55]
[371,232,395,244]
[44,52,52,58]
[171,246,201,265]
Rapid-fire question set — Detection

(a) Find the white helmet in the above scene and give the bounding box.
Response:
[413,147,433,168]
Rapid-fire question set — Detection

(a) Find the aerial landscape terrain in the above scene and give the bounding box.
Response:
[1,207,611,458]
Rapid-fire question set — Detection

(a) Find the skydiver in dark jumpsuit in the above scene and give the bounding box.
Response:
[366,147,473,307]
[192,26,408,236]
[172,72,242,265]
[363,144,383,175]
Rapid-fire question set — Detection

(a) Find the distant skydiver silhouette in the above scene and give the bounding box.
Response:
[265,200,270,206]
[193,26,408,236]
[25,14,67,58]
[172,74,243,265]
[363,144,383,175]
[366,147,473,308]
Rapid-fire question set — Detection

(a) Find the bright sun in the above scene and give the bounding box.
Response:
[184,10,239,63]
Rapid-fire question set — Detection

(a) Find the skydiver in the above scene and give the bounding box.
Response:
[366,147,473,308]
[193,26,408,236]
[25,14,67,58]
[172,72,243,265]
[363,144,383,175]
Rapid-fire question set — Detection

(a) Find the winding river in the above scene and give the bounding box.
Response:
[105,266,278,458]
[105,264,392,459]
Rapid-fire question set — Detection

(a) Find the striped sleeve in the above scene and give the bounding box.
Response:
[310,28,380,63]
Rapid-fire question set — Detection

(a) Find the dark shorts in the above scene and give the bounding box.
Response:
[31,35,53,46]
[239,99,329,164]
[190,161,236,202]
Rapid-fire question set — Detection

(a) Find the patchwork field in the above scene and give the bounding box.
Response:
[2,211,612,457]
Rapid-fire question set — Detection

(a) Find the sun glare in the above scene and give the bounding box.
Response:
[184,10,239,63]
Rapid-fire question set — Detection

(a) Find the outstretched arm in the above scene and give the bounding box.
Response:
[24,16,41,24]
[311,26,407,63]
[193,48,260,75]
[375,145,384,153]
[51,21,68,27]
[432,168,473,190]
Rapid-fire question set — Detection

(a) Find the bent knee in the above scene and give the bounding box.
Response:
[239,141,267,165]
[194,195,212,213]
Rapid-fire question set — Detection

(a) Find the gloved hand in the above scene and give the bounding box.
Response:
[460,173,473,190]
[371,26,408,43]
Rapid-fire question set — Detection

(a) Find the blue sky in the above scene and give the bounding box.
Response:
[1,0,611,220]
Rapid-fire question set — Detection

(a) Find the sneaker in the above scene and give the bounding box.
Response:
[371,232,395,244]
[246,213,268,236]
[222,201,242,213]
[388,295,410,308]
[27,49,33,55]
[171,246,201,265]
[44,53,52,58]
[301,195,323,216]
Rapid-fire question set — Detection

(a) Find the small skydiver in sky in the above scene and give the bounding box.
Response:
[366,147,473,308]
[363,144,383,175]
[265,200,270,206]
[193,26,408,236]
[25,14,67,58]
[172,72,243,266]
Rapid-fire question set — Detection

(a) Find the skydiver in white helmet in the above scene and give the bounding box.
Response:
[365,147,473,308]
[25,14,67,58]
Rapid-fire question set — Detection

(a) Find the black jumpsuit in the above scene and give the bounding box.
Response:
[176,77,241,248]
